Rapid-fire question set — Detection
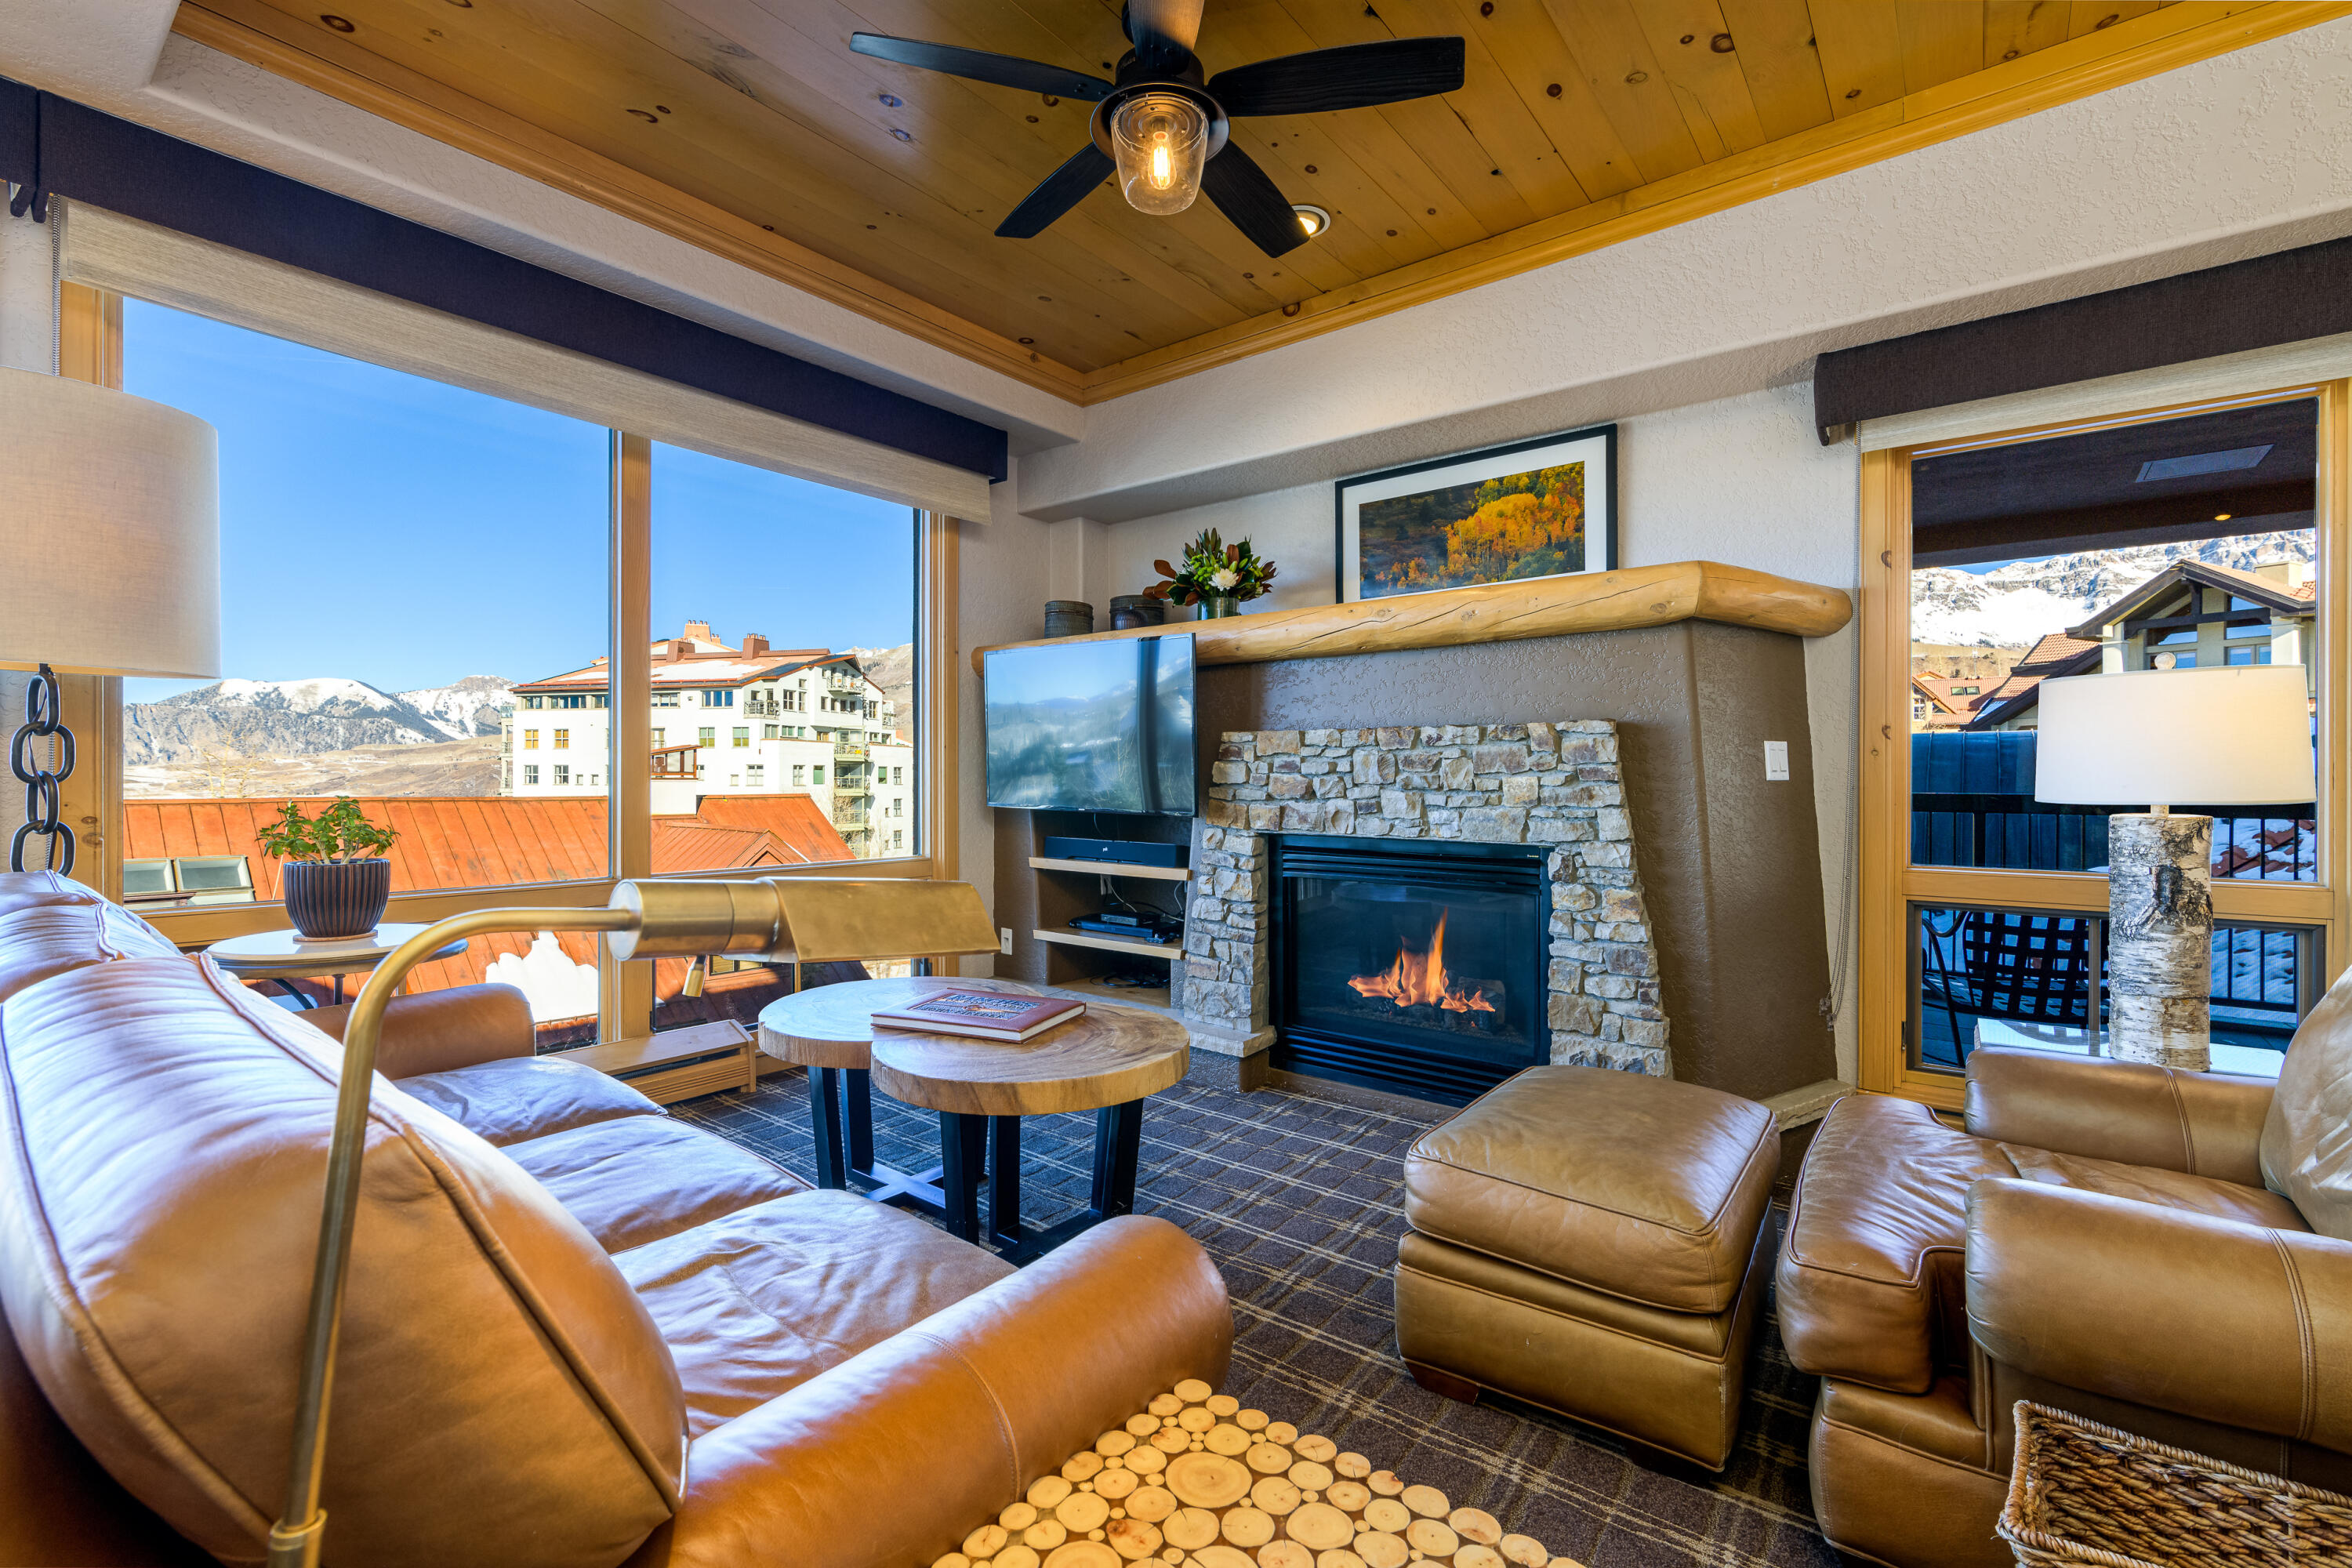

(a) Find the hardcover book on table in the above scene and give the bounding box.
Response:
[871,990,1086,1042]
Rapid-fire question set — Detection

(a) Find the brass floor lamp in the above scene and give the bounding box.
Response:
[267,875,1001,1568]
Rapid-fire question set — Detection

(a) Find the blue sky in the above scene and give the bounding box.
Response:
[122,300,915,702]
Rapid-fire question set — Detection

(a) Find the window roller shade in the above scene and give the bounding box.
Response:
[7,79,1004,510]
[1815,234,2352,446]
[59,201,994,519]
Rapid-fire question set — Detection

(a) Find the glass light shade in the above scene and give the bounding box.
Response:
[1110,93,1209,216]
[2033,666,2315,808]
[0,367,220,678]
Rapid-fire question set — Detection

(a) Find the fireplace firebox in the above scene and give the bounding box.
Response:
[1269,835,1550,1102]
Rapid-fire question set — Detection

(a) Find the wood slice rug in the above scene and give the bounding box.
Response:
[940,1377,1580,1568]
[676,1061,1833,1567]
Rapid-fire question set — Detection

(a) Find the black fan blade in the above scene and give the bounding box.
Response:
[1201,143,1307,257]
[850,34,1112,101]
[997,143,1116,238]
[1123,0,1204,62]
[1209,37,1465,116]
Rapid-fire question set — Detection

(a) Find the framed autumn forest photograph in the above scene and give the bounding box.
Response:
[1334,425,1617,603]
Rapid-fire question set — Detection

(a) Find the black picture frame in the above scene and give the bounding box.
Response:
[1332,423,1618,604]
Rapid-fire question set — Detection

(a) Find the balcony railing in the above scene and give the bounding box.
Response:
[829,802,870,828]
[1911,733,2316,882]
[743,699,781,717]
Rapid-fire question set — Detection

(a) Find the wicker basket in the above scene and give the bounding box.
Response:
[1998,1402,2352,1566]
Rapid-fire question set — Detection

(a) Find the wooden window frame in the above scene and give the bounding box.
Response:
[1859,382,2350,1108]
[74,289,965,1053]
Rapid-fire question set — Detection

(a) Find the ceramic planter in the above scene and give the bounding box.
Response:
[281,858,391,940]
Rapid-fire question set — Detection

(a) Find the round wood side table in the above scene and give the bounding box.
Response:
[869,996,1188,1261]
[205,924,468,1006]
[757,977,1189,1260]
[755,976,1043,1218]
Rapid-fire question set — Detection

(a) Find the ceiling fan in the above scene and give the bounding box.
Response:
[850,2,1465,258]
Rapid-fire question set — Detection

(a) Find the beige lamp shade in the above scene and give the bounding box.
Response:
[0,367,219,678]
[2034,666,2316,808]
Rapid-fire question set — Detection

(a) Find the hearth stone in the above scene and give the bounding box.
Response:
[1182,720,1668,1079]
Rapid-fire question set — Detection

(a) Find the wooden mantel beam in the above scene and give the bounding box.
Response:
[971,561,1852,674]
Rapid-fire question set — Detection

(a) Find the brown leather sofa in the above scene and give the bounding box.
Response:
[0,871,1230,1568]
[1778,960,2352,1568]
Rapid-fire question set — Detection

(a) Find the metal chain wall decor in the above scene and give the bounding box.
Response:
[9,664,76,874]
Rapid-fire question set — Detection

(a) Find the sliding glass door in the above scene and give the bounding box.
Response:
[1859,384,2348,1104]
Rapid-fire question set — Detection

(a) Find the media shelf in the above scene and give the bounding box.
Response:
[997,809,1193,996]
[1028,855,1192,882]
[1033,927,1185,960]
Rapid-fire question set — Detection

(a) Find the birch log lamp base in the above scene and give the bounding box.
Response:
[931,1379,1582,1568]
[2034,666,2317,1071]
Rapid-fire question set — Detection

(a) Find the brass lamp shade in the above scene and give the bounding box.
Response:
[0,367,220,678]
[608,877,1000,963]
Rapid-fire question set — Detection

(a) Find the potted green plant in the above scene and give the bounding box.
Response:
[1146,529,1277,619]
[257,798,399,940]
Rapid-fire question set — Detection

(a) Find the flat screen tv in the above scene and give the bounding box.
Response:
[984,634,1196,815]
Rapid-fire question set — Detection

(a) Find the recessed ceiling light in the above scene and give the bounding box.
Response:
[2136,445,2272,482]
[1292,204,1331,238]
[2214,513,2234,522]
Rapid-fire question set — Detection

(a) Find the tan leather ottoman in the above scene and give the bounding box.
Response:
[1395,1065,1780,1469]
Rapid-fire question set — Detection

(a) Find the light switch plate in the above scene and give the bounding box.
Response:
[1764,741,1791,782]
[999,927,1014,955]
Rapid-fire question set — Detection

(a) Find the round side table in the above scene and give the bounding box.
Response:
[757,976,1041,1213]
[869,1000,1187,1261]
[205,924,468,1006]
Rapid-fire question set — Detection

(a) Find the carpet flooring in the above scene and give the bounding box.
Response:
[673,1062,1836,1568]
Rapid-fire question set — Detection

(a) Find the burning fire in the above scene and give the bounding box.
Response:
[1347,912,1497,1014]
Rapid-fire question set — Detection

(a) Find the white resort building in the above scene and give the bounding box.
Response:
[501,622,913,858]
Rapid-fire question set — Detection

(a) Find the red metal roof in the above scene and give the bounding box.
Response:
[125,794,853,1018]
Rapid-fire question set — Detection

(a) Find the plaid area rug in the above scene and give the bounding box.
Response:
[674,1064,1835,1568]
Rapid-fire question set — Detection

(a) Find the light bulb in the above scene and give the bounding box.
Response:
[1110,92,1208,216]
[1292,204,1331,238]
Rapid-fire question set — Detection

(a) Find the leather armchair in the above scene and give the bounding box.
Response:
[1779,960,2352,1568]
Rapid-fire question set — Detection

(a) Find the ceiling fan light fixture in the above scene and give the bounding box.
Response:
[1110,91,1209,215]
[1291,203,1331,238]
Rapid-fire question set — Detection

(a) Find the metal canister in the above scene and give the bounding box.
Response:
[1109,594,1167,630]
[1043,600,1095,637]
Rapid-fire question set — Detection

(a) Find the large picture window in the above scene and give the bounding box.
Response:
[97,294,948,1056]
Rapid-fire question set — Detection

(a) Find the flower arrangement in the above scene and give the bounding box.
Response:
[256,797,399,863]
[1145,528,1278,610]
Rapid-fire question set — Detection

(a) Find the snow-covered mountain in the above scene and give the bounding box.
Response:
[1911,532,2315,648]
[124,675,512,764]
[846,642,914,728]
[397,675,514,739]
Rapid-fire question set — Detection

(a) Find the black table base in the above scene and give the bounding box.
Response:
[805,1066,950,1215]
[804,1068,1147,1263]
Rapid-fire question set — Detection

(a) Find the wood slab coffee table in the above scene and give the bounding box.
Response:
[870,998,1188,1263]
[756,976,1043,1214]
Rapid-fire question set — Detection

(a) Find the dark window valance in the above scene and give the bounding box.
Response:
[1813,233,2352,444]
[0,77,1007,483]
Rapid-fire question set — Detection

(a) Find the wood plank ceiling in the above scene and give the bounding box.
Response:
[177,0,2321,401]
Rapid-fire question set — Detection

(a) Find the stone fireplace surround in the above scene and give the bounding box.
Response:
[1176,720,1670,1078]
